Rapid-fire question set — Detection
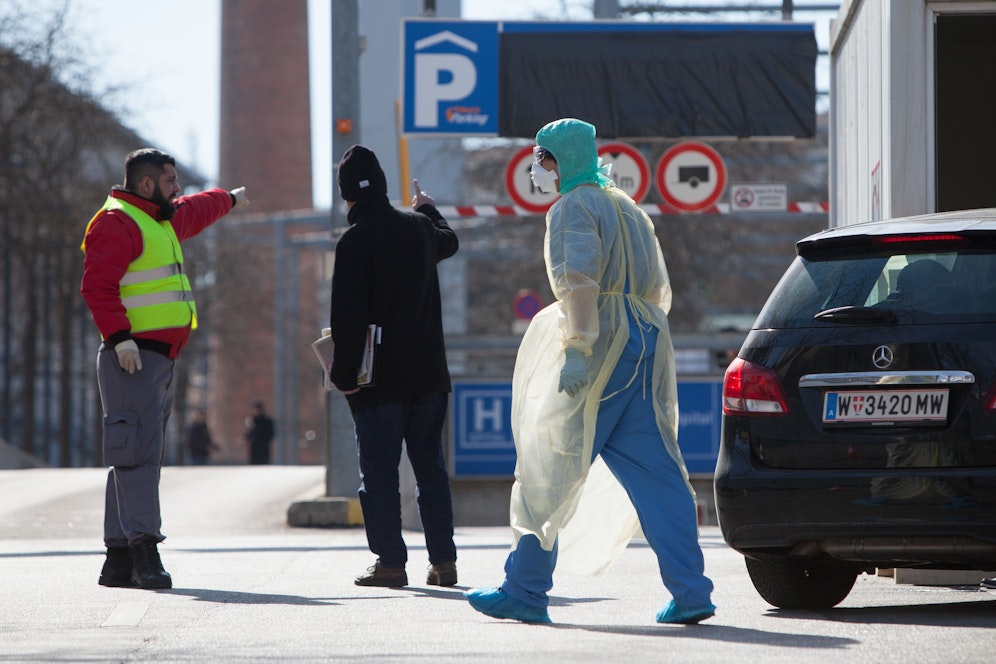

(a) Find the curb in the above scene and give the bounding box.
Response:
[286,496,364,528]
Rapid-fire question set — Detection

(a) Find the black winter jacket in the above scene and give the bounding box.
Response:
[329,198,458,411]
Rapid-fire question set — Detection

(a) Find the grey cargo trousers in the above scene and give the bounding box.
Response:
[96,345,174,547]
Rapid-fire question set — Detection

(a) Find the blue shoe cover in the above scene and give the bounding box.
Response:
[465,587,551,624]
[656,599,716,624]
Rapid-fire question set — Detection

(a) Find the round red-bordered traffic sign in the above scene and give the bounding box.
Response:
[732,186,756,209]
[655,142,727,212]
[505,146,558,214]
[598,141,650,203]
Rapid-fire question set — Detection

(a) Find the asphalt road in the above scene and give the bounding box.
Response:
[2,466,995,663]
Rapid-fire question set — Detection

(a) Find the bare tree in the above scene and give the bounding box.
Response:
[0,1,129,464]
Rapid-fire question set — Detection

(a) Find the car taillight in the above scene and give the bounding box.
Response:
[722,357,789,417]
[986,381,996,413]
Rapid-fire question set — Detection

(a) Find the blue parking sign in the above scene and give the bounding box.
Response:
[402,20,499,135]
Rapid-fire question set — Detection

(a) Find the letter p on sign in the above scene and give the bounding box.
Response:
[415,53,477,128]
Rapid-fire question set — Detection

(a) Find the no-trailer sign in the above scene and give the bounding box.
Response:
[655,142,727,213]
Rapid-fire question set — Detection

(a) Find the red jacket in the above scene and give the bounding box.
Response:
[80,187,233,358]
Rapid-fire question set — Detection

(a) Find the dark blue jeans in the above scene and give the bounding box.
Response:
[352,392,456,568]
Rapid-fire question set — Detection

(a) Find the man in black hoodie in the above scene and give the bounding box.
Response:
[329,145,459,588]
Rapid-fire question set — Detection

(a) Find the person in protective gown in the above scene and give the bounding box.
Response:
[465,119,715,625]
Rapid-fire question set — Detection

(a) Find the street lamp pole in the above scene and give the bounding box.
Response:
[326,0,362,498]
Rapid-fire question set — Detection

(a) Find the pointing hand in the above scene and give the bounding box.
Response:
[411,179,436,209]
[230,186,250,208]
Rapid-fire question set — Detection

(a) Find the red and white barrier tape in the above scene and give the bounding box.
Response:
[435,202,829,217]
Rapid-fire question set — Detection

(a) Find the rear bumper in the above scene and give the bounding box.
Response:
[715,442,996,567]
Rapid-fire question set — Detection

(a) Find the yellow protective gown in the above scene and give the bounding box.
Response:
[509,182,696,575]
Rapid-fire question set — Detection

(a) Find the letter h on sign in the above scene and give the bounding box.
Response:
[472,397,503,434]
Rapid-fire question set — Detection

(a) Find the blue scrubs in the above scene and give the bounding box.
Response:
[500,309,713,610]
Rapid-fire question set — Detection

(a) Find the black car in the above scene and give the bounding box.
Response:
[714,208,996,609]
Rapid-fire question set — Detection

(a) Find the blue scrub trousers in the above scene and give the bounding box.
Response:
[501,314,713,610]
[352,392,457,568]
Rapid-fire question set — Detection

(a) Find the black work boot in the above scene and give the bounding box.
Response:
[98,546,136,587]
[129,538,172,589]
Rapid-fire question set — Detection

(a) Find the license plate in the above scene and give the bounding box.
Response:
[822,389,948,424]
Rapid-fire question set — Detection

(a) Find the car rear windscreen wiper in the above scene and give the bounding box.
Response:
[813,306,898,324]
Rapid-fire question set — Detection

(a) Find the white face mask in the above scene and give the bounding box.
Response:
[530,161,559,194]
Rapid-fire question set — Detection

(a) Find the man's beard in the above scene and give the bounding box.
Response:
[150,188,176,220]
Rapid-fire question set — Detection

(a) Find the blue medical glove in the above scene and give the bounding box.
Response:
[558,347,588,397]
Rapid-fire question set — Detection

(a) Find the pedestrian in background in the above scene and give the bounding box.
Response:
[81,148,249,590]
[465,119,714,624]
[245,401,275,465]
[186,409,217,465]
[328,144,459,588]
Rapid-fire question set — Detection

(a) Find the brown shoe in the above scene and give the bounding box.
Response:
[426,561,457,587]
[355,561,408,587]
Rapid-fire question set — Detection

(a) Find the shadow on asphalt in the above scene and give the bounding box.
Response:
[0,544,372,558]
[766,597,996,626]
[156,587,343,606]
[547,621,859,649]
[0,549,106,559]
[396,586,860,651]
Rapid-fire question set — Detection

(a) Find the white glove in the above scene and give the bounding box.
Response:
[558,348,588,398]
[411,178,436,209]
[230,186,250,207]
[114,339,142,374]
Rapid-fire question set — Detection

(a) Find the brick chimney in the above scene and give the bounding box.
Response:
[219,0,312,211]
[210,0,324,465]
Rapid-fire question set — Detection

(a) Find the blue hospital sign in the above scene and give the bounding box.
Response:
[676,380,723,476]
[451,382,515,477]
[450,379,722,478]
[403,20,499,135]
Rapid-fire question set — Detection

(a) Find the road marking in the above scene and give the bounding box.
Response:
[101,601,150,627]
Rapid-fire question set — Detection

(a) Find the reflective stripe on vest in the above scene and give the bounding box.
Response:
[84,196,198,334]
[119,263,181,286]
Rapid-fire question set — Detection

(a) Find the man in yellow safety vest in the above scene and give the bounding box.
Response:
[81,148,249,589]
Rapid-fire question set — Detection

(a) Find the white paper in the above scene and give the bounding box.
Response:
[312,325,380,389]
[357,324,378,386]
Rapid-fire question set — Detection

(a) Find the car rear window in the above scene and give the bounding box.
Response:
[754,243,996,328]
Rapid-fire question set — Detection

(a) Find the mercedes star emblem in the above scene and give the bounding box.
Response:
[872,345,894,369]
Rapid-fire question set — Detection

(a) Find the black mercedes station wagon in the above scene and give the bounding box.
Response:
[714,208,996,609]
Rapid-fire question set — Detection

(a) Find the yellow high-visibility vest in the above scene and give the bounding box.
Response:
[82,196,197,335]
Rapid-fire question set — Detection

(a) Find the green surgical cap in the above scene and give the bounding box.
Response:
[535,118,614,195]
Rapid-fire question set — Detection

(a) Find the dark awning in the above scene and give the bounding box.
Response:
[498,23,817,139]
